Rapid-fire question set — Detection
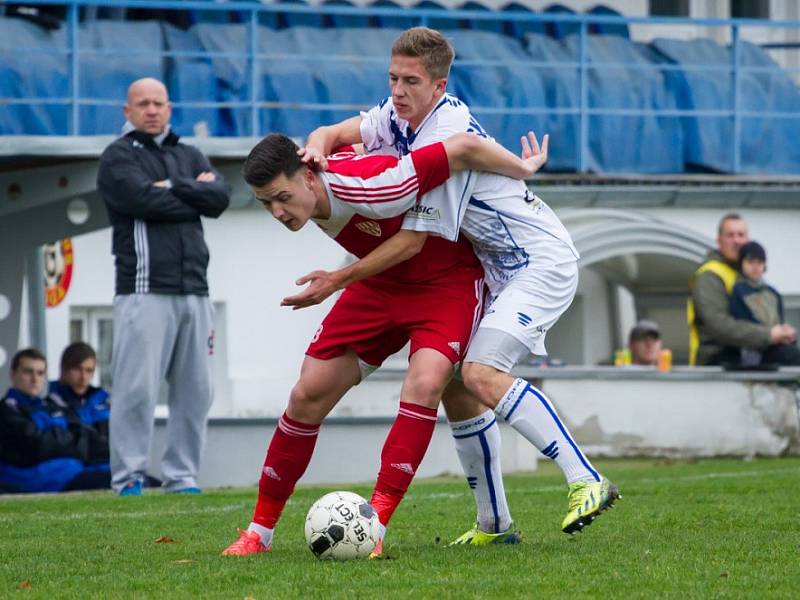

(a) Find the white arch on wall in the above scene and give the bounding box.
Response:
[562,209,714,268]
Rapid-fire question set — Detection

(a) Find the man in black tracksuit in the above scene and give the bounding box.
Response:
[97,77,230,496]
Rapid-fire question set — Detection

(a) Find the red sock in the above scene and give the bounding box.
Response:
[370,402,438,526]
[252,413,320,529]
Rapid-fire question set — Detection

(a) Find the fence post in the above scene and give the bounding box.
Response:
[68,1,79,136]
[578,19,588,172]
[732,23,741,173]
[249,9,258,137]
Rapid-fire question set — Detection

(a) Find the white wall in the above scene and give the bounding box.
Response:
[42,204,800,416]
[641,207,800,296]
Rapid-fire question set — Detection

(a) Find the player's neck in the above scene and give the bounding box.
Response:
[407,93,445,133]
[311,176,331,220]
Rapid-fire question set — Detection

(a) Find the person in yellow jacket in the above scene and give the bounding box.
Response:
[688,213,796,365]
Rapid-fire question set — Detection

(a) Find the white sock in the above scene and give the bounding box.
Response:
[495,378,599,485]
[450,409,513,533]
[247,522,273,548]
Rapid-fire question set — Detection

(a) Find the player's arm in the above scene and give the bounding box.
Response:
[281,229,428,309]
[443,131,549,180]
[298,116,364,171]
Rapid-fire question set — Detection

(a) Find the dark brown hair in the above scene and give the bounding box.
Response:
[60,341,96,373]
[11,348,46,373]
[242,134,304,188]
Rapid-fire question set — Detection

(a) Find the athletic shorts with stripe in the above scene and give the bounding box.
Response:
[307,273,484,373]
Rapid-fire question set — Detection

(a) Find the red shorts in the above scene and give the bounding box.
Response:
[307,273,484,367]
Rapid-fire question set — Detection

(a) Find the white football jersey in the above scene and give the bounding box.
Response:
[360,94,491,156]
[360,95,579,294]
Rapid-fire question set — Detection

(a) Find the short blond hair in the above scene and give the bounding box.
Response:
[391,27,454,80]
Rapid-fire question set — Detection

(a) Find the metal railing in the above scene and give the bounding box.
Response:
[3,0,800,173]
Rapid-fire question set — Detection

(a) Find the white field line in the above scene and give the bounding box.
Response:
[0,466,797,522]
[406,465,800,501]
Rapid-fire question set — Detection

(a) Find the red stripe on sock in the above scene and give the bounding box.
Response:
[371,402,438,526]
[252,412,319,529]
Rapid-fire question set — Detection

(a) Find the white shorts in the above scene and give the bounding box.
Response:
[467,260,578,360]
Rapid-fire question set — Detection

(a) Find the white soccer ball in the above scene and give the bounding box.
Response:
[304,491,380,560]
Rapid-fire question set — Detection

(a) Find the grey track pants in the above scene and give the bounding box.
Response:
[110,294,214,491]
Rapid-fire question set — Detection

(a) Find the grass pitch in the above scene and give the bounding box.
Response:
[2,457,799,598]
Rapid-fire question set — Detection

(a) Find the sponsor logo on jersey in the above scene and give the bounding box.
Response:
[263,466,281,480]
[406,204,440,221]
[447,341,461,356]
[391,463,415,475]
[355,220,382,237]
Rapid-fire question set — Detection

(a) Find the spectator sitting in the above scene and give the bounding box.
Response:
[628,320,663,366]
[688,213,795,365]
[724,242,800,367]
[0,349,87,494]
[47,343,111,479]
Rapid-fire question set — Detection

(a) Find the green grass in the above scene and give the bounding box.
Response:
[2,458,799,598]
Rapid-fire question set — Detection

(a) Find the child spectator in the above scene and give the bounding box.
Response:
[727,242,800,366]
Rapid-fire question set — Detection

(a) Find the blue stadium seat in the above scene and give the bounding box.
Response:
[413,0,457,31]
[0,17,68,135]
[188,24,304,136]
[563,34,682,173]
[261,62,323,137]
[371,0,416,30]
[313,60,386,128]
[523,33,579,170]
[447,31,546,153]
[323,0,371,28]
[277,0,325,29]
[587,5,629,38]
[544,3,580,39]
[652,38,800,174]
[502,3,546,41]
[77,20,164,134]
[461,2,504,34]
[162,24,221,137]
[735,41,800,173]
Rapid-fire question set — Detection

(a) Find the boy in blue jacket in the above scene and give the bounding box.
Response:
[727,242,800,366]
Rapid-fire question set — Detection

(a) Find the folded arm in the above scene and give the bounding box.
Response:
[169,148,231,218]
[98,143,200,222]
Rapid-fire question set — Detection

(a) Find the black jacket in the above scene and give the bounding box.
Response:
[47,381,110,465]
[0,388,84,468]
[97,129,230,295]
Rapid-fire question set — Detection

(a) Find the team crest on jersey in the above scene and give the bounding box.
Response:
[355,220,382,237]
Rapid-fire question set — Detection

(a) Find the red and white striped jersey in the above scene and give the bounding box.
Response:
[314,142,481,285]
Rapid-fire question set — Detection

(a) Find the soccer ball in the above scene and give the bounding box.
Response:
[304,491,380,560]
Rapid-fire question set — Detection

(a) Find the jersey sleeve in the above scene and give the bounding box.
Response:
[401,170,476,242]
[359,98,395,153]
[324,143,448,220]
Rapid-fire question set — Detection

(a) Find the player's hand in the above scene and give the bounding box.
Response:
[281,270,342,310]
[196,171,217,182]
[519,132,549,177]
[152,179,170,188]
[297,146,329,171]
